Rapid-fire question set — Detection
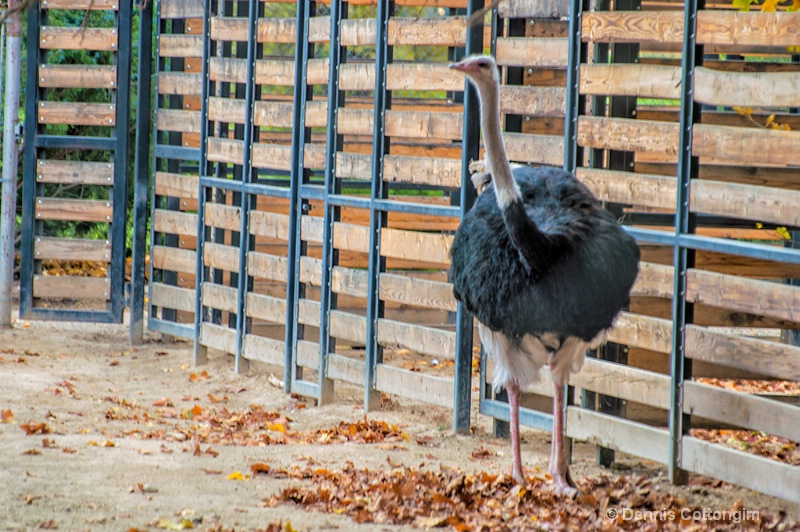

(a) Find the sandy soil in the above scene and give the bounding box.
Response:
[0,310,797,532]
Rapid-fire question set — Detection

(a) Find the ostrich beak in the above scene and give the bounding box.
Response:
[448,61,470,73]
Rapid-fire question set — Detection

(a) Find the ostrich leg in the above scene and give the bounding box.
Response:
[507,380,526,484]
[551,379,578,497]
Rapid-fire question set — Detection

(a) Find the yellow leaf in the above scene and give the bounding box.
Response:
[761,0,780,11]
[732,106,753,116]
[285,521,297,532]
[755,222,764,229]
[268,422,286,433]
[765,114,775,127]
[401,431,409,442]
[87,441,99,446]
[793,0,800,10]
[156,519,194,530]
[102,440,116,447]
[226,471,250,481]
[776,226,791,240]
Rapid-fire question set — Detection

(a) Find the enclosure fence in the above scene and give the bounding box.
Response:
[20,0,800,505]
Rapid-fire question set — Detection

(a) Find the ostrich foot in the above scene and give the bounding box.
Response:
[511,464,526,486]
[550,465,579,498]
[471,172,491,195]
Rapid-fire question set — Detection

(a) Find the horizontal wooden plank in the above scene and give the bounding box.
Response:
[43,0,118,9]
[33,275,109,300]
[34,237,110,262]
[339,18,373,46]
[692,124,800,168]
[254,100,294,128]
[576,168,676,209]
[38,102,115,127]
[566,408,669,464]
[330,311,368,345]
[200,323,236,355]
[249,252,289,282]
[375,364,453,409]
[691,180,800,227]
[631,261,674,299]
[377,319,456,359]
[36,160,113,186]
[385,110,463,140]
[503,133,564,166]
[204,203,240,231]
[210,17,298,44]
[157,109,201,134]
[150,282,195,313]
[155,171,197,199]
[607,312,672,354]
[688,270,800,324]
[35,198,112,223]
[152,245,196,274]
[383,155,461,188]
[580,64,681,100]
[39,65,116,89]
[681,437,800,504]
[380,228,452,266]
[252,143,293,171]
[160,0,204,18]
[697,11,800,48]
[246,293,287,323]
[249,211,291,241]
[686,326,800,381]
[206,138,244,165]
[582,12,683,44]
[386,63,464,92]
[39,26,117,51]
[202,283,238,313]
[387,17,466,46]
[500,86,565,118]
[338,63,376,92]
[336,223,371,254]
[203,243,240,273]
[495,38,569,68]
[209,58,322,86]
[499,0,569,17]
[243,334,285,367]
[695,67,800,109]
[578,116,679,154]
[379,273,456,312]
[332,267,368,299]
[159,35,203,58]
[327,354,365,386]
[158,72,203,96]
[572,358,671,409]
[335,152,372,180]
[297,298,321,327]
[153,209,197,237]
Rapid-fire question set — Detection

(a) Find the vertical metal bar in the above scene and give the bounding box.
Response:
[452,0,485,434]
[193,0,214,365]
[18,1,42,319]
[670,0,702,485]
[563,0,587,175]
[317,0,346,405]
[286,0,311,393]
[364,0,392,412]
[131,0,154,344]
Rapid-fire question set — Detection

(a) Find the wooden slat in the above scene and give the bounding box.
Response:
[335,223,371,254]
[572,359,671,409]
[159,35,203,58]
[38,102,115,127]
[385,110,463,140]
[157,109,201,134]
[150,282,195,313]
[253,101,295,128]
[330,311,367,345]
[575,168,676,209]
[246,293,287,323]
[500,86,565,118]
[566,408,669,464]
[386,63,464,92]
[695,68,800,109]
[202,283,238,313]
[332,267,368,298]
[297,299,321,327]
[252,143,293,171]
[580,64,681,100]
[340,18,375,46]
[387,17,467,46]
[302,143,327,170]
[34,237,110,262]
[153,209,197,237]
[503,133,564,167]
[375,364,453,409]
[338,63,376,92]
[35,198,112,223]
[578,116,679,154]
[328,354,365,386]
[686,326,800,381]
[697,11,800,48]
[607,312,673,354]
[200,323,236,355]
[681,437,800,504]
[495,38,569,68]
[205,203,240,231]
[207,58,316,86]
[43,0,118,9]
[691,180,800,227]
[684,382,800,442]
[39,27,117,51]
[582,12,683,44]
[687,270,800,324]
[208,97,245,125]
[158,73,203,96]
[631,262,674,299]
[152,245,196,274]
[380,228,452,266]
[383,156,461,188]
[160,0,204,18]
[377,319,456,359]
[33,276,109,300]
[155,172,197,199]
[379,274,456,312]
[207,138,244,165]
[36,160,113,186]
[39,65,116,89]
[249,211,291,240]
[203,243,240,272]
[498,0,570,18]
[248,253,289,282]
[243,334,285,367]
[335,153,372,180]
[692,124,800,168]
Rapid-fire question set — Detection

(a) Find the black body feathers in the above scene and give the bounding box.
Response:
[450,165,640,342]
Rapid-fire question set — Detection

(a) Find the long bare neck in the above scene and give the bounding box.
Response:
[477,79,521,209]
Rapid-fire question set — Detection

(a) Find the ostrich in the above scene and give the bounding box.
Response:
[448,55,640,496]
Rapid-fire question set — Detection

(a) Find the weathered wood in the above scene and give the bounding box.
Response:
[380,228,452,266]
[159,35,203,58]
[308,16,330,43]
[251,143,294,172]
[379,274,457,312]
[39,65,116,89]
[691,180,800,227]
[687,269,800,324]
[38,102,115,127]
[150,282,195,313]
[385,110,463,140]
[206,138,244,165]
[686,326,800,381]
[248,252,289,282]
[335,153,372,180]
[35,198,113,223]
[632,297,797,329]
[695,67,800,108]
[200,323,236,355]
[243,334,285,367]
[336,223,371,254]
[328,354,365,386]
[203,243,240,273]
[566,408,670,464]
[697,11,800,48]
[330,311,368,345]
[580,64,682,99]
[499,0,569,18]
[39,27,118,51]
[377,319,456,359]
[158,73,203,96]
[152,245,196,274]
[157,109,201,134]
[387,17,467,47]
[43,0,118,9]
[202,283,238,314]
[692,124,800,168]
[204,203,240,231]
[33,276,110,300]
[576,168,676,209]
[582,12,683,44]
[631,262,674,299]
[375,364,453,409]
[503,133,564,166]
[155,171,197,199]
[495,38,569,68]
[331,266,368,299]
[160,0,204,19]
[249,211,291,240]
[36,160,113,186]
[608,312,673,354]
[578,116,680,155]
[681,437,800,504]
[383,155,462,188]
[245,293,286,323]
[34,237,110,262]
[500,86,566,118]
[573,359,671,409]
[296,340,320,370]
[386,63,464,92]
[297,298,321,327]
[153,209,197,237]
[208,58,320,86]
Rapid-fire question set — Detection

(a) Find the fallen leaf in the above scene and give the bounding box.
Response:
[152,398,174,407]
[37,519,57,529]
[42,438,58,449]
[250,463,270,475]
[1,409,13,423]
[20,422,50,436]
[156,518,193,530]
[203,468,222,475]
[227,471,250,481]
[23,449,42,455]
[62,447,77,454]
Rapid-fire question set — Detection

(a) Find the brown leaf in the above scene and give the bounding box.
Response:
[23,449,42,455]
[152,398,174,407]
[1,409,13,423]
[203,469,222,475]
[20,422,50,436]
[38,519,57,529]
[250,463,270,475]
[42,438,58,449]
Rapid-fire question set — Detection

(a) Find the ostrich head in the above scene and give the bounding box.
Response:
[448,55,500,93]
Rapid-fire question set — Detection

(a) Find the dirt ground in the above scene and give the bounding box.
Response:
[1,308,798,532]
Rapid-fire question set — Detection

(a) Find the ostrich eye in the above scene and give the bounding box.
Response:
[477,61,488,68]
